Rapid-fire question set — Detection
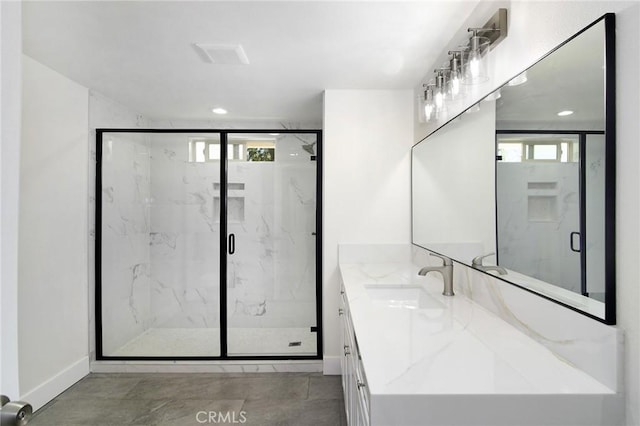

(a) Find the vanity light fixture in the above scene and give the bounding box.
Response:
[557,110,574,116]
[419,9,507,122]
[464,29,491,84]
[422,83,435,122]
[462,9,507,85]
[448,51,463,98]
[212,107,228,115]
[434,70,447,109]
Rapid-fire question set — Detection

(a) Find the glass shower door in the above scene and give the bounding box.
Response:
[98,131,222,357]
[496,133,582,294]
[225,133,319,356]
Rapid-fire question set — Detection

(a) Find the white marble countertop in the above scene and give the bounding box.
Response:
[339,261,614,397]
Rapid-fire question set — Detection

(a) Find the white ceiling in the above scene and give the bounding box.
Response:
[496,19,605,129]
[22,1,481,123]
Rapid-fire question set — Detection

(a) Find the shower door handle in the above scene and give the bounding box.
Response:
[570,232,581,253]
[228,234,235,255]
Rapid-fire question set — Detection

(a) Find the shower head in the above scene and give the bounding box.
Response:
[302,142,316,155]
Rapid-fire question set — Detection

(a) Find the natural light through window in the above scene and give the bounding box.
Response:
[189,138,275,162]
[497,135,579,163]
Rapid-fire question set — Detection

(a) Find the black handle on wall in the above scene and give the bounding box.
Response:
[570,232,581,253]
[228,234,235,255]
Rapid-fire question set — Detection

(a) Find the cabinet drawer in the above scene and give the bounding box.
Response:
[353,334,370,421]
[340,280,370,426]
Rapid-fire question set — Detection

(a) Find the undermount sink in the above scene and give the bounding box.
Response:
[364,285,445,310]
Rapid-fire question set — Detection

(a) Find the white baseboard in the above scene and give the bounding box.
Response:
[21,356,89,411]
[323,356,341,375]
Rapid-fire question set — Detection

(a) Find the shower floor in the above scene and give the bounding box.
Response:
[110,327,317,357]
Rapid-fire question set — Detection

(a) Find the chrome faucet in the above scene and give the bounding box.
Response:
[418,253,454,296]
[471,253,507,275]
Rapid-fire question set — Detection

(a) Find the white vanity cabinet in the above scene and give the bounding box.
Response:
[340,283,370,426]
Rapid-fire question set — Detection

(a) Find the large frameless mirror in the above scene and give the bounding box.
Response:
[411,14,615,324]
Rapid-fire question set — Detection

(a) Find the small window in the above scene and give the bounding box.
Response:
[497,135,579,163]
[497,143,523,162]
[189,138,276,162]
[208,143,221,161]
[246,141,275,162]
[189,138,245,163]
[528,143,559,161]
[191,140,207,162]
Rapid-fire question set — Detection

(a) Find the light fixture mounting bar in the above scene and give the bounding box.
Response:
[476,8,508,49]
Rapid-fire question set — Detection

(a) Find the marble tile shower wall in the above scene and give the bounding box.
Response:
[497,162,581,293]
[246,134,317,329]
[148,136,221,329]
[100,133,152,354]
[89,91,148,357]
[148,134,317,331]
[148,118,322,131]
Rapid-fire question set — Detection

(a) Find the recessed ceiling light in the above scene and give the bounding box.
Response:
[269,133,280,136]
[212,108,227,115]
[557,110,574,116]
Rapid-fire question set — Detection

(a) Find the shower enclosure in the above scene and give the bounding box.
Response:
[496,131,606,299]
[96,129,322,359]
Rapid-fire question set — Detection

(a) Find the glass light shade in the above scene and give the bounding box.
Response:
[423,86,435,122]
[448,52,464,99]
[450,71,461,97]
[434,89,444,109]
[417,92,432,123]
[463,35,490,84]
[434,71,447,111]
[417,94,426,122]
[424,102,435,121]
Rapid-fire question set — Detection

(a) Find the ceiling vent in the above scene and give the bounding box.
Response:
[193,43,250,65]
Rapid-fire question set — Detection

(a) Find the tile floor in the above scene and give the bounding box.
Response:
[29,372,346,426]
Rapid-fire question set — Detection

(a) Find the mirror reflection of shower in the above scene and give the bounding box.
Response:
[496,132,606,301]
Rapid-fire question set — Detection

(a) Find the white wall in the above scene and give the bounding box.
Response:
[19,55,90,410]
[0,0,22,401]
[415,2,640,424]
[322,90,413,372]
